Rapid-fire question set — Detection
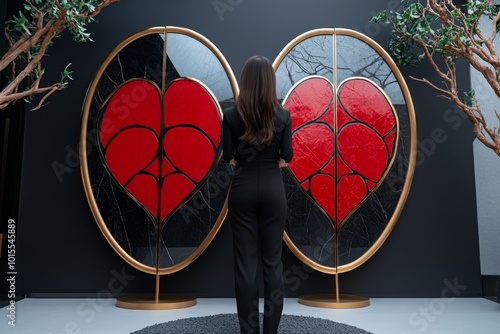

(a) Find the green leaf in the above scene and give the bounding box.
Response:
[62,63,74,80]
[462,90,477,107]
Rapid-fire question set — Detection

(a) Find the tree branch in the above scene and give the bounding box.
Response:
[0,0,121,111]
[88,0,121,18]
[0,12,65,98]
[30,84,65,110]
[0,82,64,106]
[375,0,500,156]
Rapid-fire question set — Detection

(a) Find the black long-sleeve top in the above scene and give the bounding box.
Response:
[222,106,293,165]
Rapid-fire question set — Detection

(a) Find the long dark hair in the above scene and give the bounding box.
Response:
[236,55,279,146]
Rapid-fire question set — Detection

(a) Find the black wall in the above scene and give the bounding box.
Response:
[1,0,26,306]
[10,0,480,299]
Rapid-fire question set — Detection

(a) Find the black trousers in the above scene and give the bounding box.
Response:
[228,162,286,334]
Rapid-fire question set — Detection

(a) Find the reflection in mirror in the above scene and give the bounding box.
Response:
[276,35,333,102]
[336,35,404,105]
[167,33,234,104]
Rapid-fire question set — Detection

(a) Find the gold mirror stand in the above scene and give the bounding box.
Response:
[115,224,197,310]
[298,234,370,309]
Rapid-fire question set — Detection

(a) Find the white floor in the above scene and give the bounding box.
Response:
[0,298,499,334]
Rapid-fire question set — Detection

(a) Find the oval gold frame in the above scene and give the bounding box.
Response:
[273,28,417,275]
[80,26,238,275]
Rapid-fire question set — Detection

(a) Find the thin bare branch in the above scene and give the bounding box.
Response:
[30,84,65,110]
[410,76,453,98]
[489,8,500,44]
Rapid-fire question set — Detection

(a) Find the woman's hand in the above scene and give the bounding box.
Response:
[278,158,288,168]
[229,158,237,167]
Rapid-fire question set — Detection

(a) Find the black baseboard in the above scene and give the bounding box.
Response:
[482,275,500,303]
[0,296,24,309]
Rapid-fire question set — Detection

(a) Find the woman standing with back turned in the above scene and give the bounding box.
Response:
[223,55,293,334]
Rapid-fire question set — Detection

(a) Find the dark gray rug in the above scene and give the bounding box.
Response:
[130,313,373,334]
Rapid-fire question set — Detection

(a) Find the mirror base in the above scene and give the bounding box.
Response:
[298,294,369,309]
[115,294,197,310]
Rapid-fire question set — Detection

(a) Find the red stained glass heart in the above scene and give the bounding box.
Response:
[99,78,221,223]
[284,76,398,228]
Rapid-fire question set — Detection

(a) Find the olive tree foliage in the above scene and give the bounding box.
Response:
[373,0,500,156]
[0,0,120,111]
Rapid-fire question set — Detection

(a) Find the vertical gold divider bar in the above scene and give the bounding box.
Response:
[332,30,340,302]
[162,27,168,93]
[154,27,168,304]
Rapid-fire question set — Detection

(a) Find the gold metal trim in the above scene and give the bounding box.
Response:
[115,294,197,310]
[274,28,417,275]
[80,26,238,276]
